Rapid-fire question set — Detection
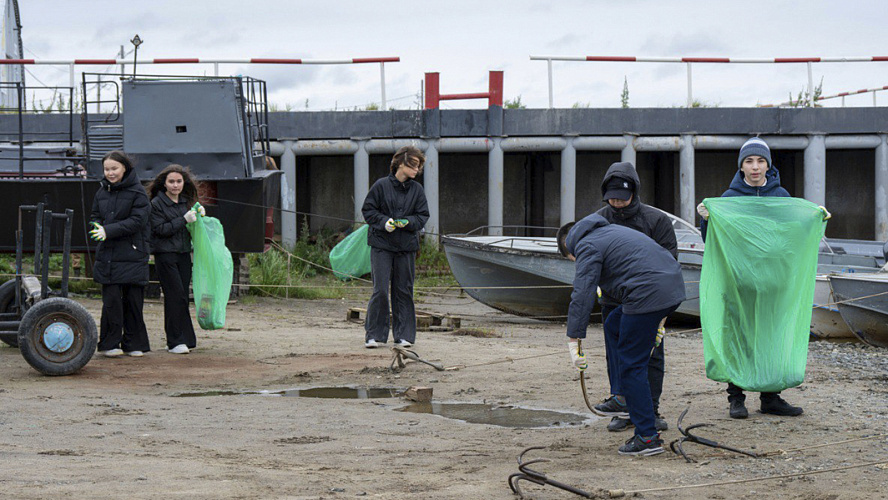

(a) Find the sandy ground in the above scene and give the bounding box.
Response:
[1,292,886,500]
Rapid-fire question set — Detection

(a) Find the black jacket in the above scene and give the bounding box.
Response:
[150,192,192,254]
[595,161,678,306]
[565,214,686,339]
[362,174,429,252]
[700,165,791,241]
[90,168,151,285]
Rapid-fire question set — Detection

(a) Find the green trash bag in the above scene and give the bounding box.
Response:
[701,197,827,392]
[187,203,233,330]
[329,225,372,281]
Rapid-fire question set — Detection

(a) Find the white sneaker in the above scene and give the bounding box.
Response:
[364,339,379,349]
[168,344,190,354]
[99,348,124,357]
[395,339,413,348]
[126,351,144,357]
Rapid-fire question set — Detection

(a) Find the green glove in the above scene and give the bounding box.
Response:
[393,219,409,228]
[89,222,106,241]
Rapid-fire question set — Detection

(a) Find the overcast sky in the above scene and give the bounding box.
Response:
[17,0,888,110]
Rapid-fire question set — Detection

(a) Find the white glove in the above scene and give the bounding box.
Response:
[385,218,396,233]
[568,341,587,372]
[696,202,709,220]
[818,205,831,221]
[184,211,198,223]
[197,205,206,217]
[89,224,106,241]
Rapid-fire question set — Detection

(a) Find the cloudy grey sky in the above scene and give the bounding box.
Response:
[17,0,888,110]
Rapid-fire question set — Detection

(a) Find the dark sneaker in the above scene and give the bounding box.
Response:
[593,396,629,417]
[618,434,664,456]
[607,416,633,432]
[729,399,748,419]
[654,413,668,431]
[760,396,803,416]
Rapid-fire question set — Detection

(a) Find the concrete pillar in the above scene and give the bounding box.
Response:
[560,136,576,224]
[280,140,296,248]
[621,134,636,165]
[425,140,440,242]
[354,139,370,224]
[876,134,888,241]
[803,134,826,206]
[489,138,504,236]
[679,134,695,223]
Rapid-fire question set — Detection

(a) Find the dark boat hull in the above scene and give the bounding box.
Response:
[829,274,888,348]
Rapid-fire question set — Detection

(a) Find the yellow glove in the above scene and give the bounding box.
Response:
[818,205,831,221]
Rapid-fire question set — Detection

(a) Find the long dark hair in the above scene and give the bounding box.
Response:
[147,164,199,205]
[101,150,134,175]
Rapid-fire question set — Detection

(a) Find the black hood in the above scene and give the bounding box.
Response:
[100,167,141,192]
[601,161,641,219]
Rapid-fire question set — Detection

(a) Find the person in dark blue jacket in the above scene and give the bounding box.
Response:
[89,150,152,357]
[558,214,685,456]
[696,137,802,419]
[361,146,430,349]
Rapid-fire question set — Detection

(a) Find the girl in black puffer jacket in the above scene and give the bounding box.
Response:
[147,164,203,354]
[89,150,151,357]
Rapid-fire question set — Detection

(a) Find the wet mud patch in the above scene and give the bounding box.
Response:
[398,402,592,428]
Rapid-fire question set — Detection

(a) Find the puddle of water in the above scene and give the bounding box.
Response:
[173,386,401,399]
[398,402,590,428]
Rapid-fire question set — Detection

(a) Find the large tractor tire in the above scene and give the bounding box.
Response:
[17,297,97,376]
[0,279,20,348]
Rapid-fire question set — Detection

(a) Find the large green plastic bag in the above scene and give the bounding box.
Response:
[701,197,826,392]
[329,225,372,281]
[187,203,233,330]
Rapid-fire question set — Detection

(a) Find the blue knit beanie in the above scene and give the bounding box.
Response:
[738,137,772,170]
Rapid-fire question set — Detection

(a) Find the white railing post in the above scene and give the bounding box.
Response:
[547,58,554,109]
[686,62,693,107]
[807,61,814,107]
[380,62,387,110]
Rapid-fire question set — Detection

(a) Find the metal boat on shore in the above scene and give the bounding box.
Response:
[442,213,883,331]
[828,271,888,348]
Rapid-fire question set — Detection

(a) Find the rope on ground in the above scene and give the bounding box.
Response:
[612,460,887,497]
[758,432,888,457]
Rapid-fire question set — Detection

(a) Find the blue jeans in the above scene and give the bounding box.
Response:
[602,304,665,412]
[604,304,679,437]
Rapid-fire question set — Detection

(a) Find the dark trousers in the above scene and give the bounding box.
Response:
[727,383,780,403]
[98,284,151,352]
[155,252,197,349]
[602,304,665,413]
[366,248,416,344]
[604,304,679,438]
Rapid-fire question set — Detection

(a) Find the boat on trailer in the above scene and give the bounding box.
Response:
[828,270,888,348]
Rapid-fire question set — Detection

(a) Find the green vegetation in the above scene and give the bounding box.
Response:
[504,95,526,109]
[0,254,100,296]
[788,77,824,108]
[621,76,630,108]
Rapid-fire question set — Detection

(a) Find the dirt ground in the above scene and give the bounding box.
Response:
[1,292,886,500]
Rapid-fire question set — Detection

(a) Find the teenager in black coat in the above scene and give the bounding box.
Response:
[148,164,204,354]
[89,151,151,357]
[360,146,429,349]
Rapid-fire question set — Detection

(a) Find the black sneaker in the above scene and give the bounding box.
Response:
[607,416,633,432]
[593,396,629,417]
[729,399,748,419]
[618,434,664,456]
[760,396,803,416]
[654,413,668,431]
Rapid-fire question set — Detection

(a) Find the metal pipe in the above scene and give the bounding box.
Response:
[280,140,296,248]
[876,134,888,240]
[436,138,493,153]
[354,139,370,224]
[425,140,440,242]
[803,134,826,205]
[679,135,695,223]
[687,62,693,107]
[572,136,627,151]
[621,134,637,164]
[0,321,21,330]
[62,209,72,297]
[40,210,51,299]
[293,140,359,155]
[807,61,814,107]
[636,136,682,151]
[824,136,883,149]
[489,138,504,236]
[500,137,566,152]
[365,139,428,154]
[561,136,576,224]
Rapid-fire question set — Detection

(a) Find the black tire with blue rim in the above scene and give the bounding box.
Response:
[17,297,97,376]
